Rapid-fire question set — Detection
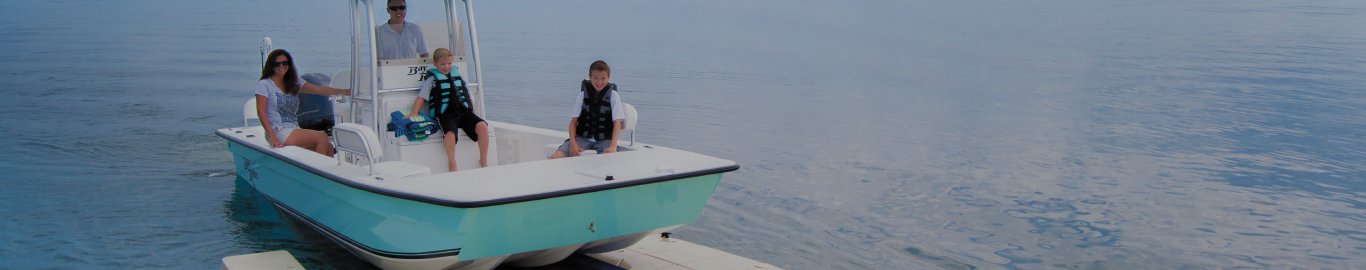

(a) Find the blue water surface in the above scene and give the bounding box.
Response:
[2,0,1364,269]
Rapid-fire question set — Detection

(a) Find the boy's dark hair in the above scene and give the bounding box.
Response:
[590,60,610,76]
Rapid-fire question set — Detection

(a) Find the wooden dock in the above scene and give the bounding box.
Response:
[224,235,782,270]
[584,236,781,270]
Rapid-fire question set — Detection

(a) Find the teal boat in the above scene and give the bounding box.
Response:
[217,1,737,269]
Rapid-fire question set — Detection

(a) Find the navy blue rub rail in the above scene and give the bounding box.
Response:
[218,129,740,208]
[262,192,462,260]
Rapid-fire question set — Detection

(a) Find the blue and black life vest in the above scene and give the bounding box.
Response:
[426,68,473,117]
[576,80,618,141]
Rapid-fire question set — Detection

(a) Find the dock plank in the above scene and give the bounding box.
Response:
[587,236,783,270]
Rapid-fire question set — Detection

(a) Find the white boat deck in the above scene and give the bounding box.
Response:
[219,122,735,206]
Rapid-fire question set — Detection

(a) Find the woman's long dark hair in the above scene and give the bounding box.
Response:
[260,49,301,95]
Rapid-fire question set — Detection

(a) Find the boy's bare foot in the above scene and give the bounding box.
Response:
[479,159,487,168]
[449,162,458,172]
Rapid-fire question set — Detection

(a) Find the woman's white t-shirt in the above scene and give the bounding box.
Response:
[254,78,305,129]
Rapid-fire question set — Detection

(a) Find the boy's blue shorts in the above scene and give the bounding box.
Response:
[556,136,613,155]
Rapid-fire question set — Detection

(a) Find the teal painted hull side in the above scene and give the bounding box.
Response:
[227,140,723,260]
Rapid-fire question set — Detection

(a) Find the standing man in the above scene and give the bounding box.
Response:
[376,0,429,60]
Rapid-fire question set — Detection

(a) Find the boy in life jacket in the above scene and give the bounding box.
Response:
[404,48,489,171]
[551,60,624,159]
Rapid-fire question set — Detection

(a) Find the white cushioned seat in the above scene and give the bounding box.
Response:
[244,98,260,127]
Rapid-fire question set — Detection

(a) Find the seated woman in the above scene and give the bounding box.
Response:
[255,49,351,156]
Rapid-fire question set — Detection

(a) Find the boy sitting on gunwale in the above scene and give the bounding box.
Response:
[551,60,624,159]
[403,48,489,171]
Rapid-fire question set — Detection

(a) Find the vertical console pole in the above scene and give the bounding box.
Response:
[444,0,460,59]
[365,0,381,134]
[347,0,358,125]
[463,0,486,118]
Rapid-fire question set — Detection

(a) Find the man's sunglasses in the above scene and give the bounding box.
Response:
[274,61,291,67]
[389,5,405,11]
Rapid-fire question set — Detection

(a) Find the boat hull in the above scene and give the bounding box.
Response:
[226,139,724,270]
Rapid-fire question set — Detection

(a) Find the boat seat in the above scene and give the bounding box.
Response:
[244,98,259,127]
[545,103,637,158]
[333,123,431,179]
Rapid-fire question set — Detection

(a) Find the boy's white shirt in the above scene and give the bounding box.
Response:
[415,69,456,102]
[417,76,435,100]
[568,89,624,142]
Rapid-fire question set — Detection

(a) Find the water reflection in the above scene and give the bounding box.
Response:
[223,176,377,269]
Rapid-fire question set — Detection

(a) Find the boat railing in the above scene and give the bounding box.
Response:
[327,0,492,171]
[332,123,384,175]
[343,0,479,135]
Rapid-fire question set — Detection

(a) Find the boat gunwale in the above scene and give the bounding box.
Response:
[261,191,464,260]
[218,128,740,208]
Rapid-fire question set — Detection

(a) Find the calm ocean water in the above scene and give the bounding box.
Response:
[2,0,1365,269]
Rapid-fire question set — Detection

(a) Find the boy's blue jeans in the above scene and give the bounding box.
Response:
[556,136,613,155]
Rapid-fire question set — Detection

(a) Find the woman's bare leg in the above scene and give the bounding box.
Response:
[285,129,333,156]
[317,132,334,156]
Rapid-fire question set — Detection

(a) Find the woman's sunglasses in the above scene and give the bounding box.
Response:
[389,5,405,11]
[274,61,291,67]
